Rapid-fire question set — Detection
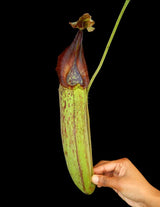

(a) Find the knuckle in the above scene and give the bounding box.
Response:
[121,157,130,163]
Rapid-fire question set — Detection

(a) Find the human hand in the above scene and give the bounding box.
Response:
[92,158,160,207]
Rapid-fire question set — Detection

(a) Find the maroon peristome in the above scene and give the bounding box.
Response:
[56,31,89,89]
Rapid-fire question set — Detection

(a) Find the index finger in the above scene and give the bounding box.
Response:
[93,160,117,175]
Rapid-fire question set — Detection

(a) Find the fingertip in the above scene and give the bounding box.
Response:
[93,165,104,174]
[91,175,99,184]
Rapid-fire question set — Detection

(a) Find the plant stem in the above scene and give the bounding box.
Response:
[87,0,131,93]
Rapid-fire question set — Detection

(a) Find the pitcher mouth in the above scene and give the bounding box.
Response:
[66,59,83,86]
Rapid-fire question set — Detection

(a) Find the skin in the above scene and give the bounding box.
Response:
[92,158,160,207]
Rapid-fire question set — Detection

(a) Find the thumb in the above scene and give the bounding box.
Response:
[92,175,118,189]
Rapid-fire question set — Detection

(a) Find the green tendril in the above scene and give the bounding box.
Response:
[87,0,131,93]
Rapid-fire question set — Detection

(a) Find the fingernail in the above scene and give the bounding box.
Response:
[92,175,99,184]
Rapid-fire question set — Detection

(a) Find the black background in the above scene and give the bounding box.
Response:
[1,0,160,206]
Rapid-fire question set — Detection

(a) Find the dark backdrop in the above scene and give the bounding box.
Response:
[1,0,159,206]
